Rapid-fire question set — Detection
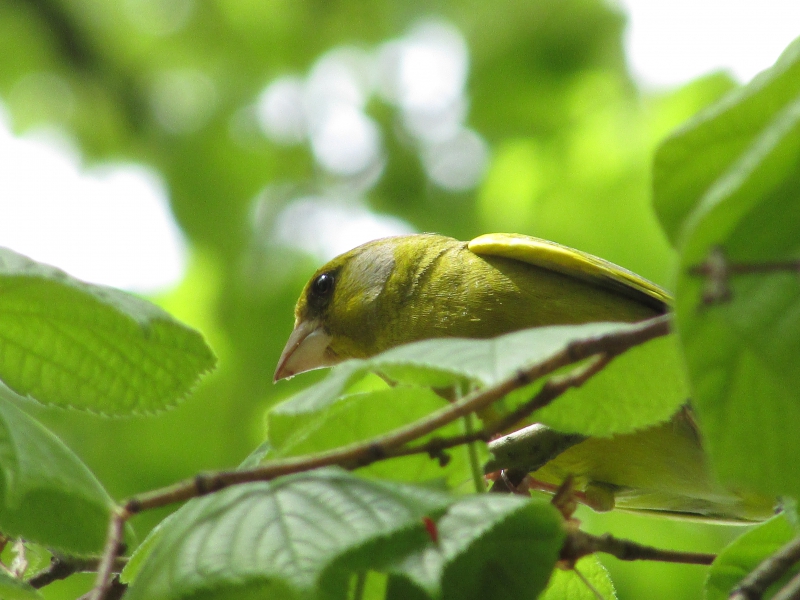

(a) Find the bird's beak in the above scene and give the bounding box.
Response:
[273,319,335,382]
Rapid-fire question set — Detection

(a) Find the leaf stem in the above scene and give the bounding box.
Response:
[463,413,486,493]
[690,246,800,304]
[28,555,128,589]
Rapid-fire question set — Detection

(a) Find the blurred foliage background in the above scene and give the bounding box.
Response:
[0,0,752,598]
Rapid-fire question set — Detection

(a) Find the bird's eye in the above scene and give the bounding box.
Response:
[312,272,334,297]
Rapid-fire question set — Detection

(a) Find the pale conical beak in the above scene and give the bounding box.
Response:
[273,319,335,382]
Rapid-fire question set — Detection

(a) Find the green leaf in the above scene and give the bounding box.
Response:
[0,392,113,554]
[370,322,630,389]
[269,386,470,485]
[0,248,216,414]
[539,556,616,600]
[706,513,799,600]
[386,494,564,600]
[123,470,453,600]
[0,571,43,600]
[653,36,800,244]
[273,321,686,439]
[674,95,800,498]
[531,333,687,436]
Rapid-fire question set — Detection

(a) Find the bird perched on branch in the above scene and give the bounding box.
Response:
[275,232,774,523]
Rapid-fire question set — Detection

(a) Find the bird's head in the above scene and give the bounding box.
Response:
[273,236,401,381]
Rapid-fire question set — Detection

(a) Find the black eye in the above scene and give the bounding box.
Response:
[312,272,335,298]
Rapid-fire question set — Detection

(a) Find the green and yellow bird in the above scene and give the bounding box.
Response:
[275,232,775,523]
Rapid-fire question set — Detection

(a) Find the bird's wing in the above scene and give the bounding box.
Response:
[468,233,671,311]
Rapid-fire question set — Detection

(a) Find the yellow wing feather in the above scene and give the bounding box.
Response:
[468,233,671,311]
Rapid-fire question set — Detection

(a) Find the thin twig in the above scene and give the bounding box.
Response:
[90,509,129,600]
[771,570,800,600]
[463,412,486,493]
[562,530,716,566]
[89,315,671,600]
[730,537,800,600]
[29,555,128,589]
[690,247,800,304]
[391,353,613,463]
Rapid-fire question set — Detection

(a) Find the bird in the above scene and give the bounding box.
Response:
[274,232,775,522]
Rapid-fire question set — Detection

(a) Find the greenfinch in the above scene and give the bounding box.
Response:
[274,233,667,380]
[275,233,774,522]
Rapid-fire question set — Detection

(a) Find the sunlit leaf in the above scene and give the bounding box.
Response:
[653,36,800,245]
[0,248,216,414]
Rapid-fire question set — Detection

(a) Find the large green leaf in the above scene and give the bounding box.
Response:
[673,95,800,498]
[123,470,454,600]
[385,494,564,600]
[0,391,113,554]
[653,36,800,245]
[706,513,799,600]
[0,248,216,414]
[272,321,686,439]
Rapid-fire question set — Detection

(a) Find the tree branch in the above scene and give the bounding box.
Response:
[690,246,800,304]
[562,529,716,566]
[88,315,671,600]
[730,536,800,600]
[28,555,127,589]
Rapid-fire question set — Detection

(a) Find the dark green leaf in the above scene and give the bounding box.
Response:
[387,494,564,600]
[0,392,112,554]
[0,248,216,414]
[123,470,453,600]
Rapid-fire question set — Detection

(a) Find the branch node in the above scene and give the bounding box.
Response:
[124,498,142,515]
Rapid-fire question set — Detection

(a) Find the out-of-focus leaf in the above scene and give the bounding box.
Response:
[0,571,44,600]
[0,392,112,554]
[653,36,800,245]
[705,513,799,600]
[673,96,800,498]
[0,248,216,414]
[0,571,43,600]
